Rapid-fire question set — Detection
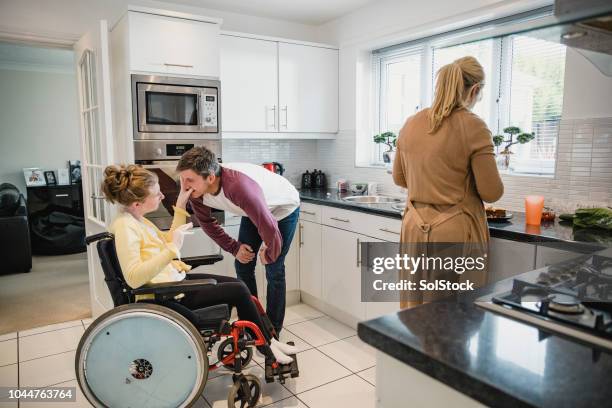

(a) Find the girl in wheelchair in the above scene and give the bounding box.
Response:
[101,164,298,365]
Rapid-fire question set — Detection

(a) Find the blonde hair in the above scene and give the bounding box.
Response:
[428,56,484,133]
[101,164,158,206]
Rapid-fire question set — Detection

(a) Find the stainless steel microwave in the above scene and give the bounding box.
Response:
[131,74,220,140]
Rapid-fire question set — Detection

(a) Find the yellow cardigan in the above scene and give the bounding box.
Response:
[109,207,192,297]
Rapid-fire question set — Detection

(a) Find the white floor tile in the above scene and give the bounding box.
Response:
[192,396,211,408]
[297,375,375,408]
[20,379,93,408]
[19,326,83,362]
[19,350,76,387]
[262,396,308,408]
[0,332,16,342]
[203,364,292,408]
[283,304,325,326]
[282,349,351,395]
[286,317,355,347]
[0,339,17,367]
[19,320,83,337]
[253,327,314,364]
[81,318,93,325]
[356,366,376,386]
[0,364,18,407]
[318,336,376,372]
[0,363,17,387]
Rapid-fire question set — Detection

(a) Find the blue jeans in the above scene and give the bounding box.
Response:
[235,207,300,333]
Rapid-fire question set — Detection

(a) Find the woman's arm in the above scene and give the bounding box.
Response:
[392,137,408,188]
[161,206,189,242]
[114,220,180,288]
[468,117,504,203]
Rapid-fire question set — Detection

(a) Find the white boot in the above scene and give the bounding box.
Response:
[270,342,293,364]
[271,338,299,355]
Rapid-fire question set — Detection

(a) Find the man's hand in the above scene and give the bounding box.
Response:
[236,244,255,264]
[259,242,269,265]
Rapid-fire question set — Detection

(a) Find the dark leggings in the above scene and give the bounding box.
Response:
[180,273,271,344]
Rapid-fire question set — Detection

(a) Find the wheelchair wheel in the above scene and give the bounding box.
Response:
[227,374,261,408]
[217,337,253,370]
[75,303,208,408]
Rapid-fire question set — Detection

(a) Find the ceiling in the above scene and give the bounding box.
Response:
[159,0,380,25]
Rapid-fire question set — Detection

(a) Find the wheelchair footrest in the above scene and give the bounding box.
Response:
[264,341,299,384]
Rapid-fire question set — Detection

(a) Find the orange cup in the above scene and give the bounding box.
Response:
[525,195,545,225]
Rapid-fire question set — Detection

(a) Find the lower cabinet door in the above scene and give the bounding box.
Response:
[299,220,322,298]
[322,226,367,321]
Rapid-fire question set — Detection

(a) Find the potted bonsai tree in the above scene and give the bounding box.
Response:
[373,131,397,164]
[493,126,535,170]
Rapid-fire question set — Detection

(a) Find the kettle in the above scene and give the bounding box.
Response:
[262,162,284,175]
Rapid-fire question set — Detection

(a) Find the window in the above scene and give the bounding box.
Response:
[370,10,567,176]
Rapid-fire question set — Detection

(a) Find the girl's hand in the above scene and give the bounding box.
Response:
[171,222,194,251]
[176,184,194,209]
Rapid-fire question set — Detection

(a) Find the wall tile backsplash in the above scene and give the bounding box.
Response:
[222,117,611,214]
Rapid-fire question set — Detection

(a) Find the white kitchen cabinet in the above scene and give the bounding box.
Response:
[278,42,338,133]
[220,35,278,132]
[322,226,368,321]
[298,220,322,298]
[128,11,220,77]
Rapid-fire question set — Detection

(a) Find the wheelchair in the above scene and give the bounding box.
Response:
[75,232,299,408]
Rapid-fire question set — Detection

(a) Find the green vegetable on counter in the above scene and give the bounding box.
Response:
[573,207,612,230]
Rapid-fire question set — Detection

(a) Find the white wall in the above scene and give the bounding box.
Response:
[0,47,81,194]
[0,0,325,47]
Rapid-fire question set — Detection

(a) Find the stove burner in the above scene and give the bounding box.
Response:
[548,294,584,314]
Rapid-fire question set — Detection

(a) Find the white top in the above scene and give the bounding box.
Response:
[200,163,300,221]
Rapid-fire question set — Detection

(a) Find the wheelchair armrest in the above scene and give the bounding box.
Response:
[181,254,223,268]
[131,278,218,296]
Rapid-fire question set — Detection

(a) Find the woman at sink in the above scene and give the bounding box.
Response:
[392,56,504,308]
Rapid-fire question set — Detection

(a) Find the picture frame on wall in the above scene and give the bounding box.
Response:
[44,171,57,186]
[57,168,70,185]
[69,160,82,184]
[23,168,46,187]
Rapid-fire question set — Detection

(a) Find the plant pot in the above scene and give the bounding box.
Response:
[383,150,396,164]
[496,150,513,170]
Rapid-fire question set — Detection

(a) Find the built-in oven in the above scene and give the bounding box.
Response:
[131,74,221,140]
[133,139,224,230]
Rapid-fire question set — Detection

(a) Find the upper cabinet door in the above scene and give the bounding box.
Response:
[278,43,338,133]
[220,35,278,132]
[129,12,220,77]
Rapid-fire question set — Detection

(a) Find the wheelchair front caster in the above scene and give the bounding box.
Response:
[227,374,261,408]
[217,337,254,371]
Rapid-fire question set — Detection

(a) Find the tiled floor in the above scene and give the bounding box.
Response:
[0,304,376,407]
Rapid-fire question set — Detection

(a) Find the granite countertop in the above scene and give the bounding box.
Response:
[299,189,611,250]
[357,265,612,408]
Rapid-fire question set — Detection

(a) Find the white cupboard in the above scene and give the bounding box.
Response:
[220,35,278,132]
[278,42,338,133]
[127,11,220,77]
[219,34,338,137]
[298,220,322,298]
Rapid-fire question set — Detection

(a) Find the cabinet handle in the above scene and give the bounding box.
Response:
[379,228,401,235]
[266,105,276,129]
[299,223,304,247]
[356,237,361,267]
[55,194,69,198]
[330,216,350,223]
[281,105,288,128]
[163,63,194,68]
[301,210,316,216]
[90,194,105,200]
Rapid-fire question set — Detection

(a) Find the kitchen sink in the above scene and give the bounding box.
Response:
[343,195,404,204]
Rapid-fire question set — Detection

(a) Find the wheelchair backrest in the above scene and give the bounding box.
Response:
[87,233,134,307]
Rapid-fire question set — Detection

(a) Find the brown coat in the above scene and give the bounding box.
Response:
[393,108,503,305]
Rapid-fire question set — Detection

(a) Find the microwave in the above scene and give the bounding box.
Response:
[131,74,221,140]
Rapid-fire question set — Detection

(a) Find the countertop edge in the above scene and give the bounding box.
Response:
[357,321,535,408]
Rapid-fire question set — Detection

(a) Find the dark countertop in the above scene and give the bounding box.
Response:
[299,189,611,251]
[357,265,612,408]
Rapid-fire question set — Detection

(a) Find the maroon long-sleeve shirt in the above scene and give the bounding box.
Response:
[188,164,299,263]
